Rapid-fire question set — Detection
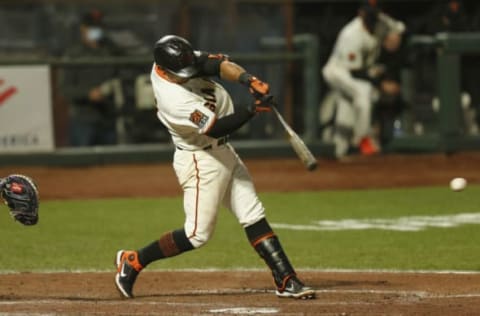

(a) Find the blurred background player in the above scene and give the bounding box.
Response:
[59,9,124,146]
[320,0,405,158]
[114,35,315,300]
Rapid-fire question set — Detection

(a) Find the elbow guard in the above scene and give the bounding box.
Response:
[197,51,229,76]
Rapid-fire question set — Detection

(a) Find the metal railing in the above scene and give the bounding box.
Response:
[390,32,480,153]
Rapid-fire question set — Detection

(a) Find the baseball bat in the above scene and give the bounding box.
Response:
[271,103,318,171]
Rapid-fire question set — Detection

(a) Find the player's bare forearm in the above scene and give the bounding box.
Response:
[220,60,270,101]
[219,61,247,82]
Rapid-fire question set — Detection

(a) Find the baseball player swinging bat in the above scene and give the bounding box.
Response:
[268,99,317,171]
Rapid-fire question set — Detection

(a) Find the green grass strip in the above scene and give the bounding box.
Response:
[1,186,479,272]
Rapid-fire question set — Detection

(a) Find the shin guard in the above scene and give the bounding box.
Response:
[246,219,296,290]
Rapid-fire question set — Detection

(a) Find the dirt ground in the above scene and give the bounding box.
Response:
[1,152,480,315]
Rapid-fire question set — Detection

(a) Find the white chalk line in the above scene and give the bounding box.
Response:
[1,288,479,307]
[1,290,478,316]
[1,268,480,275]
[208,307,279,314]
[316,289,480,299]
[0,314,58,316]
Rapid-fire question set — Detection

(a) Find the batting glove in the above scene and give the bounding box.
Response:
[239,72,270,99]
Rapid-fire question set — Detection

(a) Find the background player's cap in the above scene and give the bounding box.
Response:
[154,35,199,79]
[359,0,380,33]
[82,8,104,26]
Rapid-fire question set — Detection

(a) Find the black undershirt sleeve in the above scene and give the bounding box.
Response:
[205,105,254,138]
[195,51,252,138]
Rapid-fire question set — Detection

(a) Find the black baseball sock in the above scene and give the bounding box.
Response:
[245,217,272,241]
[137,228,194,267]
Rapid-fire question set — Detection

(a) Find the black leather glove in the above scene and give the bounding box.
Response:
[1,174,39,225]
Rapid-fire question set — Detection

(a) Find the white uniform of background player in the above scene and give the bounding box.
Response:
[322,4,405,157]
[114,35,315,300]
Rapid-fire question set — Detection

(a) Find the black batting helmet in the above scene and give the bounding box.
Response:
[154,35,198,79]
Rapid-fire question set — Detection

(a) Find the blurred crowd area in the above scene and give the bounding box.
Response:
[0,1,284,58]
[3,1,480,57]
[1,0,480,148]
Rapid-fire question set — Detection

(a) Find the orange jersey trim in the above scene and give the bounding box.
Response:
[155,65,170,81]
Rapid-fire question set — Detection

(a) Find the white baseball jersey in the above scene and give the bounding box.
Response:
[150,64,265,248]
[151,65,234,150]
[329,17,379,71]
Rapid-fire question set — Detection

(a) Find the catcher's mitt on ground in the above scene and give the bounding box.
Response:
[0,174,39,225]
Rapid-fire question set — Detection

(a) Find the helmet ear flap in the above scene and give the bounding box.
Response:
[154,35,199,79]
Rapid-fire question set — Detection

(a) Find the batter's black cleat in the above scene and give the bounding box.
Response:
[114,250,143,299]
[275,276,316,299]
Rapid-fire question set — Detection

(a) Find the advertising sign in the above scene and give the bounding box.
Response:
[0,65,54,152]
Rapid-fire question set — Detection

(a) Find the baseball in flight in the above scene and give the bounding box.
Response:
[450,177,467,192]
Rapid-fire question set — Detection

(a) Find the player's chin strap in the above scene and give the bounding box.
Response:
[245,218,296,290]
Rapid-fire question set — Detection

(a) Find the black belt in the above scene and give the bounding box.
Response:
[177,136,228,151]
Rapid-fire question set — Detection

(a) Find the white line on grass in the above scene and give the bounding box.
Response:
[272,212,480,232]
